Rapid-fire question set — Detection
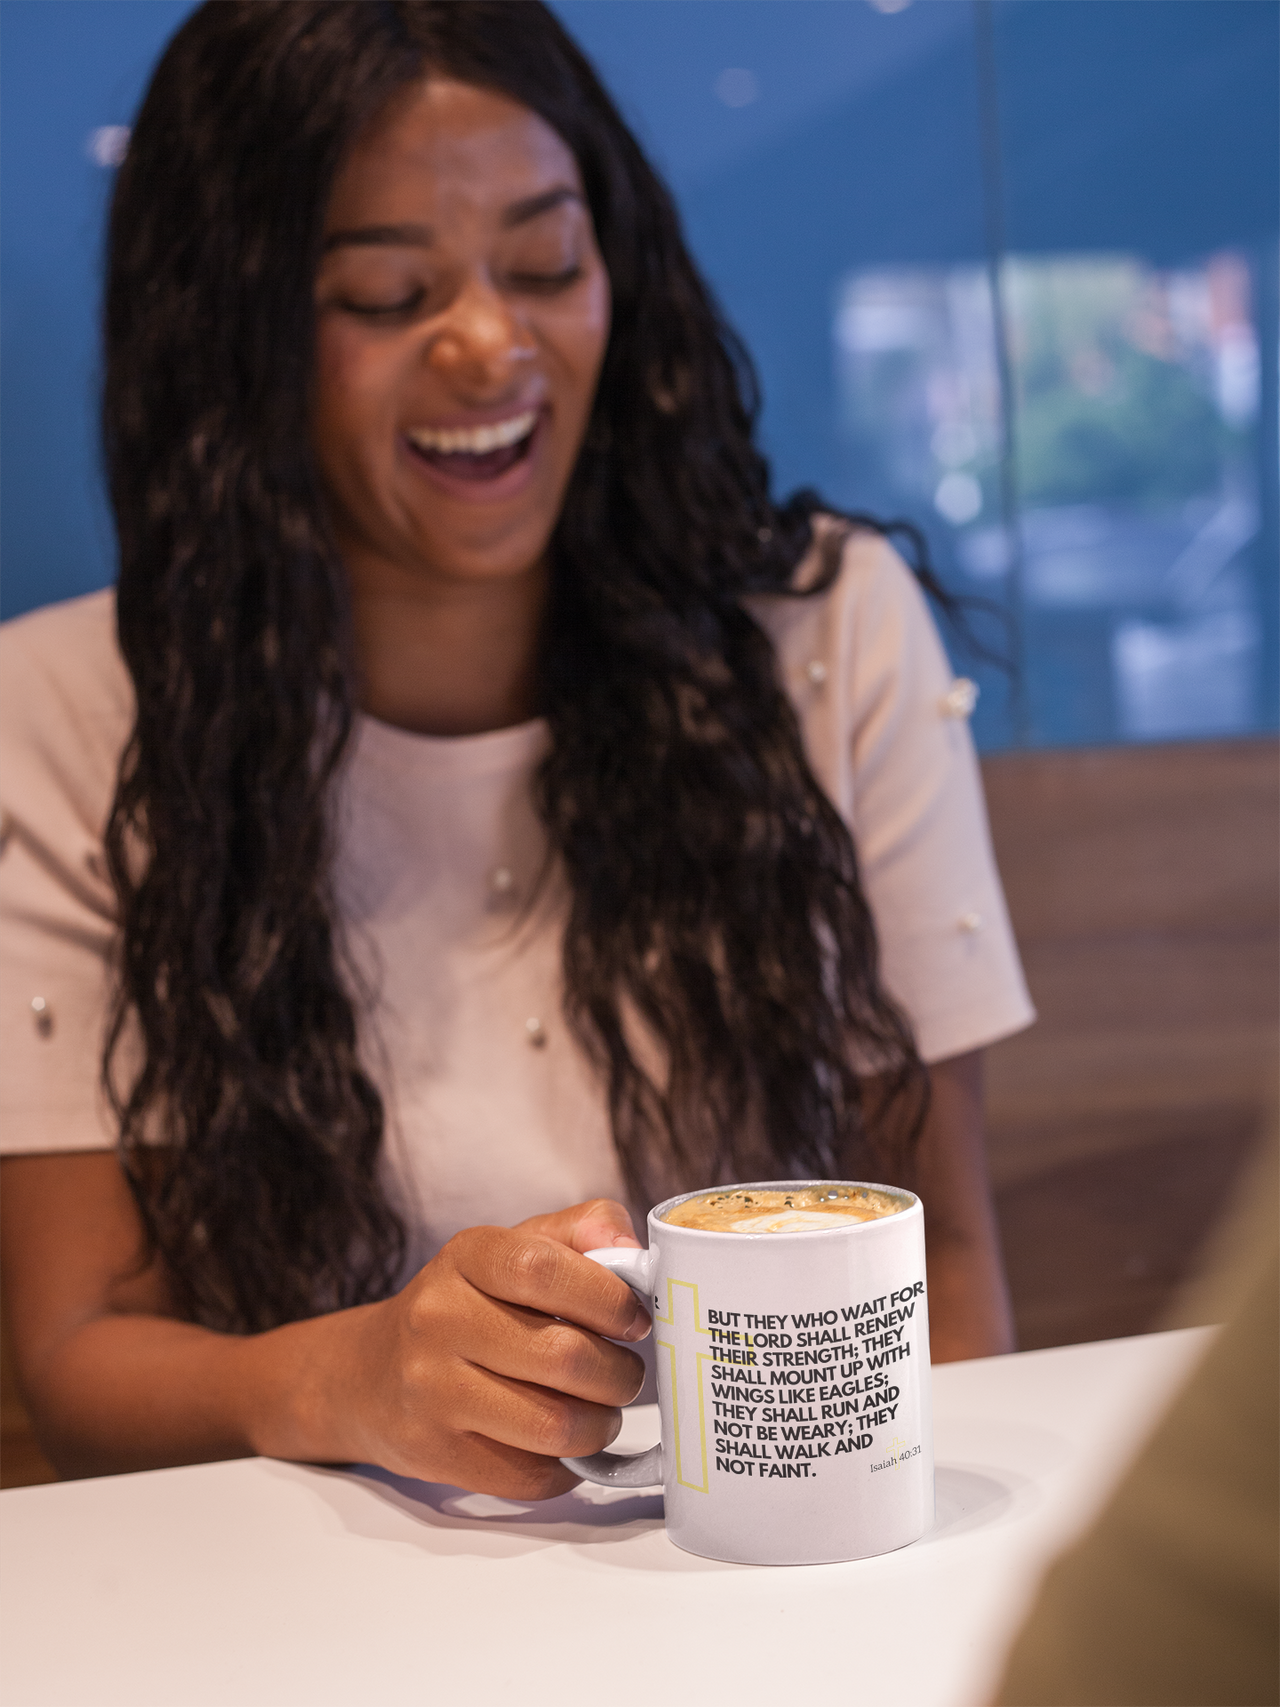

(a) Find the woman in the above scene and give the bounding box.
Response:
[0,1,1032,1492]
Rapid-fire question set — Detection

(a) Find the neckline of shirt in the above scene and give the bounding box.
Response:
[351,710,551,782]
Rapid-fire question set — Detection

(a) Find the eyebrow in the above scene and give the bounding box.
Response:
[323,186,583,252]
[501,185,582,228]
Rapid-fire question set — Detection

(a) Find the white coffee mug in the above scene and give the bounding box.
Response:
[563,1179,934,1565]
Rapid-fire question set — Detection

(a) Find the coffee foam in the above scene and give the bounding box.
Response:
[663,1184,901,1234]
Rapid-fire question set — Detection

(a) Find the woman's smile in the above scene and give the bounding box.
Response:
[402,401,547,497]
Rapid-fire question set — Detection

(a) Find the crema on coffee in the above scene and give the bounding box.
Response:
[663,1184,901,1235]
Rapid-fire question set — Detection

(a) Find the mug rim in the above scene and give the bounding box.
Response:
[649,1177,920,1237]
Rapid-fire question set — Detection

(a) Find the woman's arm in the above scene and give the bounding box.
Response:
[1,1151,649,1490]
[851,1047,1015,1363]
[913,1048,1015,1362]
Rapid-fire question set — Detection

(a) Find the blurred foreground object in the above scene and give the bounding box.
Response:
[993,1138,1279,1706]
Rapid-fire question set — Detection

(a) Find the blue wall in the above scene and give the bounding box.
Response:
[3,1,1276,747]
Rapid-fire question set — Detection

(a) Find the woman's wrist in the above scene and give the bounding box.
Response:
[234,1301,382,1466]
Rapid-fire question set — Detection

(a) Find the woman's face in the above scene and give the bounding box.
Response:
[313,79,611,591]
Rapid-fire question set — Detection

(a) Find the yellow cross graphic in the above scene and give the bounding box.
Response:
[654,1279,714,1493]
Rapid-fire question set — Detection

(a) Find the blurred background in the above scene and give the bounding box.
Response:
[1,0,1277,1475]
[4,0,1277,749]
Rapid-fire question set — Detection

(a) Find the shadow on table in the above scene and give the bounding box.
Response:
[274,1450,1044,1574]
[362,1462,665,1534]
[278,1459,696,1566]
[931,1465,1035,1540]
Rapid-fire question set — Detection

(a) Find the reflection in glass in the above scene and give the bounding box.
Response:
[835,250,1266,748]
[836,268,1001,535]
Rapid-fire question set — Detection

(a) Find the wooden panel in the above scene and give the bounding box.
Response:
[987,932,1276,1175]
[1020,931,1278,1033]
[982,739,1279,940]
[1001,1019,1277,1125]
[996,1117,1265,1351]
[981,737,1279,1349]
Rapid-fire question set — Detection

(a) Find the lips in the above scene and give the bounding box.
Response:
[406,409,540,484]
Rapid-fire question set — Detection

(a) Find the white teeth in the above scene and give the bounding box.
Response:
[407,410,537,456]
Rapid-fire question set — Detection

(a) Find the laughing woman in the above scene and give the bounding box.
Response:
[0,1,1032,1490]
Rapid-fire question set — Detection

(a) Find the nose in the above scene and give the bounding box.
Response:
[426,276,535,395]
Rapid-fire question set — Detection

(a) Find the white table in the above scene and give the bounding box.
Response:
[0,1328,1209,1707]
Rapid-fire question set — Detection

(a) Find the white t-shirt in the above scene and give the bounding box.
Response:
[0,530,1033,1267]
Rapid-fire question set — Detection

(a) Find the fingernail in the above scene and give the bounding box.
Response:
[611,1233,642,1248]
[623,1303,652,1342]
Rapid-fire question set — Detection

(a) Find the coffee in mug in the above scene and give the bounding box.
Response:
[664,1183,901,1234]
[563,1178,934,1566]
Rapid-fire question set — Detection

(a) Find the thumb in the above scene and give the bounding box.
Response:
[517,1197,642,1254]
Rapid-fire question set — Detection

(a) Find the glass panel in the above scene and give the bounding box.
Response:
[833,261,1015,751]
[0,0,198,620]
[558,0,1012,736]
[989,0,1279,747]
[1008,250,1264,745]
[2,0,1275,751]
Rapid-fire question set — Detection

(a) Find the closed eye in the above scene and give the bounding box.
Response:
[506,264,584,295]
[340,287,427,319]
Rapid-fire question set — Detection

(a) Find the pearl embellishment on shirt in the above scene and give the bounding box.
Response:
[805,659,828,686]
[30,995,52,1036]
[957,910,984,935]
[525,1017,547,1049]
[940,677,979,719]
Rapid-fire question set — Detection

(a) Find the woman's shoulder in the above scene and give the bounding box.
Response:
[0,589,133,810]
[1,587,129,702]
[2,582,120,657]
[747,518,940,684]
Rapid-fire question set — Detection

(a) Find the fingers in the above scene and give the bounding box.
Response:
[447,1227,650,1344]
[397,1362,615,1500]
[371,1222,654,1501]
[465,1298,647,1408]
[518,1197,642,1254]
[454,1364,625,1465]
[390,1356,630,1501]
[433,1435,582,1502]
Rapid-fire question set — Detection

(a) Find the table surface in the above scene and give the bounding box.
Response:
[0,1327,1209,1707]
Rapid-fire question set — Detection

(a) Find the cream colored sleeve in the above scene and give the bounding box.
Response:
[768,530,1035,1065]
[0,594,133,1154]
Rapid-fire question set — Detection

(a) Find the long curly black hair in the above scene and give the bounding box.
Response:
[103,0,930,1335]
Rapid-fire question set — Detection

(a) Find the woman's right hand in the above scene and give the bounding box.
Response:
[3,1153,649,1491]
[275,1200,651,1499]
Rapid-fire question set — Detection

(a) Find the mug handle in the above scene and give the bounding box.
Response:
[560,1246,663,1489]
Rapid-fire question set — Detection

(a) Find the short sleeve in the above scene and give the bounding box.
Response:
[753,528,1035,1064]
[0,592,134,1153]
